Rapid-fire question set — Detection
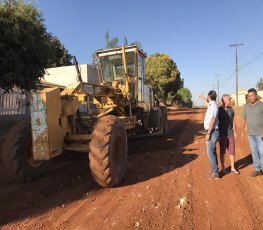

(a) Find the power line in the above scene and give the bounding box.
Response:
[221,48,263,89]
[235,0,259,39]
[229,43,243,107]
[232,0,263,67]
[236,0,263,46]
[239,50,263,70]
[220,71,235,88]
[215,74,221,101]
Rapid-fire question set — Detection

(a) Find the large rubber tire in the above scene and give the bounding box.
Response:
[159,106,168,133]
[89,115,127,187]
[2,120,48,182]
[149,107,163,133]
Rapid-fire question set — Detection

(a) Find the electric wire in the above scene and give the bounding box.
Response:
[220,49,263,90]
[239,50,263,70]
[219,0,263,92]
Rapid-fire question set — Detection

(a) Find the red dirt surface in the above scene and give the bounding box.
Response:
[0,108,263,230]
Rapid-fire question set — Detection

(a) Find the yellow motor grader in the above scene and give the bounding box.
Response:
[2,45,167,187]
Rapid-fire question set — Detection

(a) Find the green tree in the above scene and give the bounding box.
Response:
[0,0,56,91]
[123,36,141,48]
[256,77,263,90]
[146,53,183,104]
[124,36,128,46]
[175,87,193,107]
[130,41,141,48]
[92,31,142,59]
[105,30,119,49]
[48,36,72,67]
[92,30,119,59]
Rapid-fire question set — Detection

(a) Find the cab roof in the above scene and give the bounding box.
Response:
[96,45,147,58]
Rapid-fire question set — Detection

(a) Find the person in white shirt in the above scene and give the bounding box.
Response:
[199,91,219,179]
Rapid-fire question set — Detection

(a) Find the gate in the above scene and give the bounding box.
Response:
[0,88,30,121]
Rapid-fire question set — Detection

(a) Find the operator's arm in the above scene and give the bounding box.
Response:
[199,94,209,108]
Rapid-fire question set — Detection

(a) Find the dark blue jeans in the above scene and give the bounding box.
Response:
[206,130,219,173]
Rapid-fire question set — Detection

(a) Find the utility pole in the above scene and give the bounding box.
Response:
[229,43,243,107]
[217,78,220,103]
[211,83,215,90]
[215,74,221,102]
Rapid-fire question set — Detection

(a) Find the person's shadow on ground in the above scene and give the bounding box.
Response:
[220,153,252,177]
[235,153,252,170]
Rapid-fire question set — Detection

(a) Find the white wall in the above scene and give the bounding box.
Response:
[258,91,263,102]
[231,93,247,106]
[44,64,99,86]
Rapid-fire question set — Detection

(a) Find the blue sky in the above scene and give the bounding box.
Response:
[35,0,263,105]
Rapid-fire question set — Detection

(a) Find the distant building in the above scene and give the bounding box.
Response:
[258,90,263,100]
[231,89,263,106]
[231,89,248,106]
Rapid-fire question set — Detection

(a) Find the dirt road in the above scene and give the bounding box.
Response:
[0,108,263,230]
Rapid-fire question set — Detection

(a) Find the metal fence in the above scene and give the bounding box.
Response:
[0,88,30,121]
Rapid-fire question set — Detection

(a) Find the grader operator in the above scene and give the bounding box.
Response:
[2,45,167,187]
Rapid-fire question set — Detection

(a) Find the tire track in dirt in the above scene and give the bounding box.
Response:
[2,109,262,229]
[128,111,199,230]
[169,114,202,230]
[229,116,263,229]
[37,109,199,230]
[234,176,260,229]
[0,153,97,229]
[118,111,198,229]
[186,110,262,230]
[0,160,86,219]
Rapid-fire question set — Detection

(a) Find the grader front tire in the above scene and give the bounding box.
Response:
[2,120,48,182]
[89,115,127,187]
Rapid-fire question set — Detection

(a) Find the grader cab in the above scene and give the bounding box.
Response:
[2,45,167,187]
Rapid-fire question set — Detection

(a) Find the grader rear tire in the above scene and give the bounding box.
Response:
[149,107,163,133]
[89,115,127,187]
[159,106,168,133]
[2,120,48,182]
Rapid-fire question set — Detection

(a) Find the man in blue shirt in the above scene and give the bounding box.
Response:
[199,91,219,179]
